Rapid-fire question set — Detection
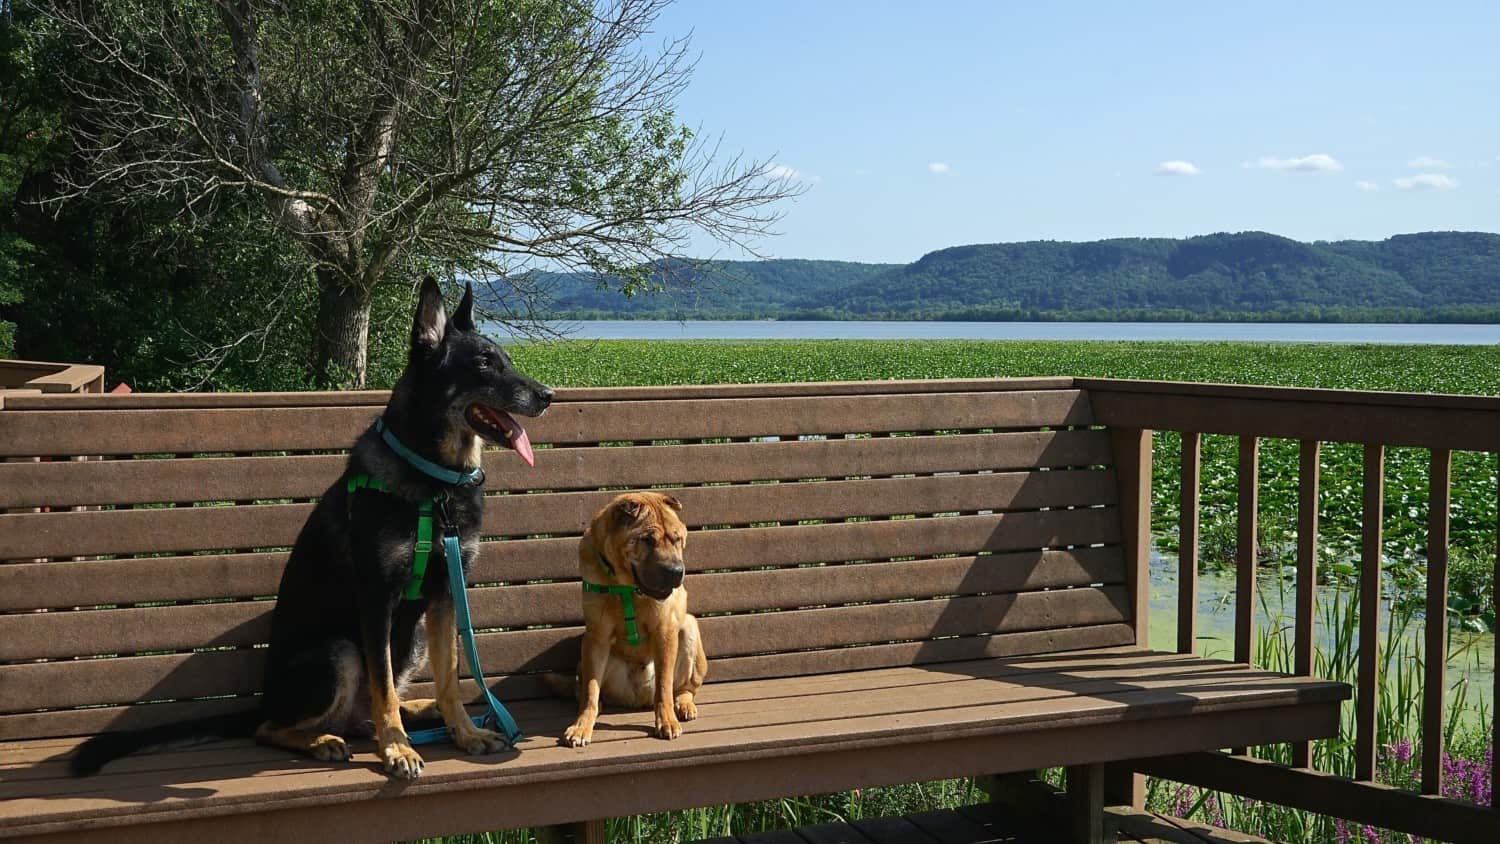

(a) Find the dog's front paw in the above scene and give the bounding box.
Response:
[654,709,682,740]
[561,719,594,748]
[309,734,352,762]
[452,725,508,755]
[674,695,699,722]
[380,740,425,779]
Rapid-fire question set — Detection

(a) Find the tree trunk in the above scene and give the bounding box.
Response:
[311,277,371,389]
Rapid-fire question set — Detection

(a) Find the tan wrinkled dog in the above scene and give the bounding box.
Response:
[562,492,707,746]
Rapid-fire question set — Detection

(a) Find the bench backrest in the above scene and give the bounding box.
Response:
[0,379,1134,741]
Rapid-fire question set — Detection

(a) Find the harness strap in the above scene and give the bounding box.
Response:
[581,580,641,647]
[347,474,432,601]
[584,546,641,646]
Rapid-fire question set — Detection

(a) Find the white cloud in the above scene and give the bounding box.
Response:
[1355,180,1380,192]
[1155,160,1202,176]
[1407,156,1449,169]
[1393,173,1458,191]
[762,162,820,183]
[927,162,951,175]
[1243,153,1343,172]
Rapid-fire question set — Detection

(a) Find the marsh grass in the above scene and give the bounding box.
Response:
[421,339,1497,843]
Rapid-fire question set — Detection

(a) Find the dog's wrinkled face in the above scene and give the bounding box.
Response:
[601,493,687,601]
[410,276,553,465]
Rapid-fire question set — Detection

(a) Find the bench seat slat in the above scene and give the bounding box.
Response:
[0,391,1092,458]
[0,549,1124,661]
[0,650,1346,842]
[4,657,1339,790]
[0,469,1117,560]
[0,430,1113,509]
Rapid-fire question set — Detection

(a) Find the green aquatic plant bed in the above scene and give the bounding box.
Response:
[513,339,1499,628]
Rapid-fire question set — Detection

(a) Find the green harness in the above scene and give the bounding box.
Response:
[583,547,641,646]
[346,474,434,601]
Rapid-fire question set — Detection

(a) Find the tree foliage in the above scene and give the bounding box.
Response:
[23,0,793,387]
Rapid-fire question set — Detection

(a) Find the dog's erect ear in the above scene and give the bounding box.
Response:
[452,282,476,332]
[659,494,683,512]
[411,276,448,352]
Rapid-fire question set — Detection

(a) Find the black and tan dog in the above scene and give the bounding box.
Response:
[71,277,552,779]
[561,492,708,747]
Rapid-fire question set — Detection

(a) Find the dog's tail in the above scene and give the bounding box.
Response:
[540,671,577,699]
[69,707,262,777]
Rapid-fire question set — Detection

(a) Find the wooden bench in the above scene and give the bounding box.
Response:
[0,379,1348,843]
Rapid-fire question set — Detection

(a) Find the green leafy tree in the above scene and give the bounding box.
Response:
[38,0,793,387]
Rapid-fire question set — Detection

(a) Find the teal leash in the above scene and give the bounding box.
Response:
[351,417,522,747]
[405,526,523,746]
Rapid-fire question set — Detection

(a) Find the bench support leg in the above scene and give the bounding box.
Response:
[1103,763,1145,809]
[1067,763,1110,844]
[535,819,605,844]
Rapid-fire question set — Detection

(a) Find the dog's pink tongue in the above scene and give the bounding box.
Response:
[512,426,535,467]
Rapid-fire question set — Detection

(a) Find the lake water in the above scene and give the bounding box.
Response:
[496,320,1500,343]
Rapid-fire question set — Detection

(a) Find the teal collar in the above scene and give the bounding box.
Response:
[584,547,640,646]
[375,417,484,487]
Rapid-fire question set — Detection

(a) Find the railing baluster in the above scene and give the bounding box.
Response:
[1493,452,1499,809]
[1292,439,1320,769]
[1422,449,1451,795]
[1178,432,1201,656]
[1355,444,1384,782]
[1233,435,1258,758]
[1236,436,1259,668]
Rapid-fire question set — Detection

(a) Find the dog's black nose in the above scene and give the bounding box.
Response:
[539,386,555,405]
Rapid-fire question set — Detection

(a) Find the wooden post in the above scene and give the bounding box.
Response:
[536,820,605,844]
[1109,427,1153,649]
[1067,763,1108,844]
[1108,427,1151,812]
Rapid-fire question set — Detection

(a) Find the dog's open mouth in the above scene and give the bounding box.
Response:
[465,404,535,466]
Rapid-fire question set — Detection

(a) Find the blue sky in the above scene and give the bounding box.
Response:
[653,0,1499,263]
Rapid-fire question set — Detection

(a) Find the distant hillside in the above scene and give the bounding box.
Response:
[536,259,899,318]
[535,231,1500,321]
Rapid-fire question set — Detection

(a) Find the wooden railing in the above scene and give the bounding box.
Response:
[1082,378,1500,843]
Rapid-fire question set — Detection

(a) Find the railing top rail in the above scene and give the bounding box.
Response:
[1078,377,1500,451]
[1075,377,1500,413]
[0,377,1079,410]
